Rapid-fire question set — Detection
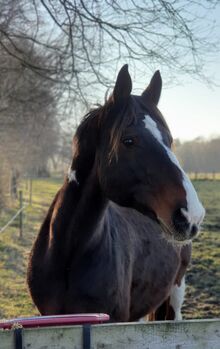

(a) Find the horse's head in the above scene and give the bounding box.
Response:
[72,65,205,243]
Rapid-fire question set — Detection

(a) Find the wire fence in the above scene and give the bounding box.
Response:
[0,175,65,241]
[188,172,220,180]
[0,203,28,236]
[0,177,34,238]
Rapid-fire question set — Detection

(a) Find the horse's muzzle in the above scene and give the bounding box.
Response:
[172,206,205,241]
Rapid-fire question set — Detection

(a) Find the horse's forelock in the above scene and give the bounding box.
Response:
[73,97,139,163]
[107,96,173,161]
[73,70,172,162]
[108,99,137,161]
[73,94,173,168]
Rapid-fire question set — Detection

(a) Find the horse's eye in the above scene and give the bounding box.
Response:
[122,138,134,146]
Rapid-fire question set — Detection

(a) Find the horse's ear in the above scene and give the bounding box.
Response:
[113,64,132,103]
[142,70,162,105]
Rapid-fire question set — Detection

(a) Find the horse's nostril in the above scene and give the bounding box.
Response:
[190,224,198,237]
[173,208,190,234]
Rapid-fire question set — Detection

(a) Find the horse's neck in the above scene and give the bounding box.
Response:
[50,166,107,258]
[71,170,107,241]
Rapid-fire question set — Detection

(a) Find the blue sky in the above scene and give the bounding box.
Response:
[160,71,220,141]
[158,7,220,141]
[130,58,220,141]
[159,57,220,141]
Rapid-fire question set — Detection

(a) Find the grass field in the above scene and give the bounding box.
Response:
[0,178,61,319]
[183,180,220,319]
[0,177,219,319]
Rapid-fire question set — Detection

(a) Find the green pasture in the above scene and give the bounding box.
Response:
[183,180,220,319]
[0,177,62,319]
[0,178,219,319]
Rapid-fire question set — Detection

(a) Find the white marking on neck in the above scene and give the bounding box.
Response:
[170,277,185,320]
[67,168,78,184]
[144,115,205,228]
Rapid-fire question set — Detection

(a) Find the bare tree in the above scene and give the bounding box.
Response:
[0,0,219,108]
[0,40,60,184]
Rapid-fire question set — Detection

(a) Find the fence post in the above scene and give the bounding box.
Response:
[26,178,28,190]
[29,178,33,206]
[19,190,23,239]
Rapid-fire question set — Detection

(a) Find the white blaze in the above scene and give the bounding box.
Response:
[144,115,205,228]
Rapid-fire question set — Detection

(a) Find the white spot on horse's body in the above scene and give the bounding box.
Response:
[138,317,147,323]
[170,277,185,320]
[144,115,205,230]
[67,168,78,184]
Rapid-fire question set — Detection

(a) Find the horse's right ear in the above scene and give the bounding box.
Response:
[112,64,132,104]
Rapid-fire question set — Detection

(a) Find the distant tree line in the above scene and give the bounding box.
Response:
[175,137,220,173]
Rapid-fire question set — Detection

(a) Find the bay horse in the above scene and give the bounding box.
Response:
[27,65,205,321]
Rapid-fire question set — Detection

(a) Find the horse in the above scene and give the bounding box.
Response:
[27,65,205,322]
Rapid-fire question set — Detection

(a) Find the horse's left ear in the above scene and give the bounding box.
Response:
[113,64,132,103]
[142,70,162,105]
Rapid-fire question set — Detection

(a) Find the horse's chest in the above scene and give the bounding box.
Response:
[65,247,132,317]
[65,230,180,321]
[129,239,180,319]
